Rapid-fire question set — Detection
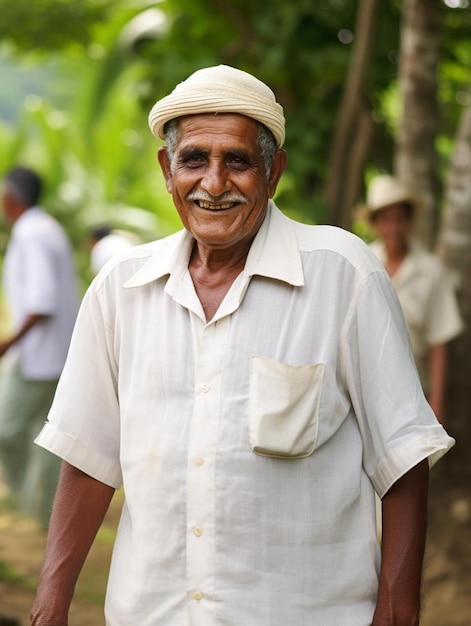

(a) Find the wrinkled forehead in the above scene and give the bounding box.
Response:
[169,113,262,155]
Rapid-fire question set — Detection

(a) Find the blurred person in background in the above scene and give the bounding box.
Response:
[365,174,464,426]
[89,224,133,275]
[0,166,78,526]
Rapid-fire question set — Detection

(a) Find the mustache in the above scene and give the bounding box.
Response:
[186,191,248,204]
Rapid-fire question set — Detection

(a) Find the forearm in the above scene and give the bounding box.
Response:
[0,314,50,356]
[31,461,115,625]
[372,459,429,626]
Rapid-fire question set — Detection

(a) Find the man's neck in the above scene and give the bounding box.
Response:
[189,242,250,321]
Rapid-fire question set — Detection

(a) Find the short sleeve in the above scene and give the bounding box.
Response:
[341,269,455,498]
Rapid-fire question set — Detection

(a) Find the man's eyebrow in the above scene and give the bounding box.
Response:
[224,149,253,162]
[177,146,208,160]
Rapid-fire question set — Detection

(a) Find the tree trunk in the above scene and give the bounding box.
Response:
[325,0,379,229]
[394,0,441,248]
[437,100,471,477]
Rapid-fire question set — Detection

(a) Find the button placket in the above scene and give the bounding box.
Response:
[185,315,231,616]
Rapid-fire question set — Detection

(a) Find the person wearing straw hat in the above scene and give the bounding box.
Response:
[31,66,454,626]
[366,174,463,425]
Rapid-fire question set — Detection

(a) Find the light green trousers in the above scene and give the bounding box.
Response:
[0,357,60,527]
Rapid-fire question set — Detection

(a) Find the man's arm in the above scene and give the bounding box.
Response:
[0,313,50,357]
[372,459,429,626]
[427,343,447,426]
[30,461,115,626]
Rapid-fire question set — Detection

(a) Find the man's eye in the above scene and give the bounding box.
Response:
[179,153,206,168]
[227,157,249,170]
[188,155,205,166]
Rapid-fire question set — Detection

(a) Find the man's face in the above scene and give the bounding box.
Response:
[158,113,286,254]
[371,203,413,248]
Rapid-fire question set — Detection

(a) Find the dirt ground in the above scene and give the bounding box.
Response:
[0,457,469,625]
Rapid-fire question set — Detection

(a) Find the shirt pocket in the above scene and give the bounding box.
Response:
[249,355,324,459]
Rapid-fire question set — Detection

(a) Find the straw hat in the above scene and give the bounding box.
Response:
[148,65,286,147]
[363,175,422,219]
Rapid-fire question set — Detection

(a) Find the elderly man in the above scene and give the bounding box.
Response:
[31,66,453,626]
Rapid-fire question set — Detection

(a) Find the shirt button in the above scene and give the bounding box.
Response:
[193,527,204,537]
[193,591,204,601]
[200,383,210,393]
[194,456,205,467]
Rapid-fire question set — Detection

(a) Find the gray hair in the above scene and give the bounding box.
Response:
[163,118,277,179]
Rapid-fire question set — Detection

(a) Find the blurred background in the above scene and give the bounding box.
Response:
[0,1,470,624]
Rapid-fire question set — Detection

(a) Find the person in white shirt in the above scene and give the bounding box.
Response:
[366,175,464,425]
[31,66,454,626]
[0,167,78,526]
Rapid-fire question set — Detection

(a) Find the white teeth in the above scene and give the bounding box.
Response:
[198,201,234,210]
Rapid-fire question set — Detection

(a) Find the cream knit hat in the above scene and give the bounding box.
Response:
[148,65,286,147]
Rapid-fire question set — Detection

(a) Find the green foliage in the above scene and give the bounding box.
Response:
[0,0,112,52]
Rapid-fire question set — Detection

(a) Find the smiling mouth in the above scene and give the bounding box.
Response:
[195,200,238,210]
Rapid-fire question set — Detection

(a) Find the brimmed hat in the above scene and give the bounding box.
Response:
[148,65,286,148]
[362,175,422,219]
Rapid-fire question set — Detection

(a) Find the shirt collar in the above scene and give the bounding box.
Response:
[123,230,193,289]
[123,200,304,289]
[243,200,304,286]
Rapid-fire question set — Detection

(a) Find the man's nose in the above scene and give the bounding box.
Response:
[200,160,230,196]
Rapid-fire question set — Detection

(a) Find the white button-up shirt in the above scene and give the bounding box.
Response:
[36,201,454,625]
[3,207,78,379]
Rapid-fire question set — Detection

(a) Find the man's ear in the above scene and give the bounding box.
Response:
[268,149,288,199]
[157,147,173,193]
